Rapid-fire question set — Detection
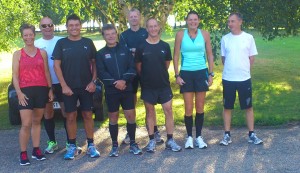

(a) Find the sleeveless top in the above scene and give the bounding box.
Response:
[19,48,48,88]
[180,29,207,71]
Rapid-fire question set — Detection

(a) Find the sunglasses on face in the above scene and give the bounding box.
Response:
[41,24,54,28]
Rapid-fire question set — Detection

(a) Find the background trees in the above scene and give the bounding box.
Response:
[0,0,299,52]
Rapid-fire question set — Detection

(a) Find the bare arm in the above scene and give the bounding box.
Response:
[12,51,28,106]
[202,30,214,86]
[54,59,73,96]
[173,30,183,76]
[136,62,142,76]
[249,56,255,69]
[85,59,97,93]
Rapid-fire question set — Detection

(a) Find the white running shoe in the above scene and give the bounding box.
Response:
[185,136,194,149]
[195,136,207,149]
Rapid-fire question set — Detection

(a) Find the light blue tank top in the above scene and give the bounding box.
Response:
[180,29,207,71]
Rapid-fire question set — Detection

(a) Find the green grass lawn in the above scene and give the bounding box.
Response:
[0,30,299,130]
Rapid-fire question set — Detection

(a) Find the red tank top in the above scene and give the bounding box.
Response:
[19,48,48,88]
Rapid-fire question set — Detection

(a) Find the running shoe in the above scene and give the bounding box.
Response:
[66,142,82,154]
[248,133,263,145]
[154,131,164,143]
[220,134,232,146]
[165,138,182,152]
[20,152,30,166]
[87,143,100,158]
[195,136,208,149]
[185,136,194,149]
[64,144,77,160]
[32,148,46,161]
[44,141,58,154]
[109,146,119,157]
[122,134,130,145]
[145,139,156,153]
[129,143,142,155]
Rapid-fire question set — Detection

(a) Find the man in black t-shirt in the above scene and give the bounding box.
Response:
[135,18,182,153]
[96,24,142,157]
[53,14,100,160]
[119,8,163,145]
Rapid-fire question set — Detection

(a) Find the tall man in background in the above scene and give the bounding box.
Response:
[35,16,68,154]
[120,8,163,144]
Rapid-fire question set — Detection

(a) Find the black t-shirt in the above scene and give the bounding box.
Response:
[119,28,148,50]
[135,40,172,89]
[52,37,96,89]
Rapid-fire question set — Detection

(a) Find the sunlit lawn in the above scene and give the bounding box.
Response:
[0,30,299,130]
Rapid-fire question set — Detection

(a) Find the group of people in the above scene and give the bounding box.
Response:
[12,9,263,166]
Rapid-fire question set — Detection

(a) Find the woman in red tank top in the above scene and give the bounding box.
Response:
[12,24,53,166]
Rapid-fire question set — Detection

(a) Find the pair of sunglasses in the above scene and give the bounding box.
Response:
[41,24,54,28]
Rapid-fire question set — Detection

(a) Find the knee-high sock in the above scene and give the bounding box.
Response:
[127,123,136,145]
[109,123,118,145]
[44,118,56,142]
[184,115,193,137]
[195,113,204,137]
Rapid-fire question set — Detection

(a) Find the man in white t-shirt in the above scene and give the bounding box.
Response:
[220,12,263,146]
[35,17,68,154]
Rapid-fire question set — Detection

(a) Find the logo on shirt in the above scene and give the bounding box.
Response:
[161,50,165,54]
[142,52,151,56]
[84,46,88,50]
[105,54,112,59]
[120,53,125,56]
[63,48,72,51]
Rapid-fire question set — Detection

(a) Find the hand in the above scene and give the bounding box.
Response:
[176,76,185,86]
[17,91,29,106]
[62,85,73,96]
[48,89,54,102]
[86,82,96,93]
[208,76,213,87]
[114,80,126,90]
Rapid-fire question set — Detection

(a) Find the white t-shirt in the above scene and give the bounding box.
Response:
[221,31,258,81]
[35,36,63,84]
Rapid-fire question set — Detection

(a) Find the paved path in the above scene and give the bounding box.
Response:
[1,124,299,173]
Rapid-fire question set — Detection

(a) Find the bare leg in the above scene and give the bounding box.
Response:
[161,100,174,134]
[144,102,156,135]
[223,109,232,131]
[31,108,44,147]
[19,110,33,151]
[82,111,94,139]
[246,107,254,131]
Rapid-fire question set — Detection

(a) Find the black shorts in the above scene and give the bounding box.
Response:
[18,86,49,110]
[141,87,173,105]
[105,92,135,112]
[132,76,140,94]
[52,83,63,102]
[180,69,209,93]
[63,88,93,113]
[222,79,252,110]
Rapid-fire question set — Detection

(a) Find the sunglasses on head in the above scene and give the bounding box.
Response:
[41,24,54,28]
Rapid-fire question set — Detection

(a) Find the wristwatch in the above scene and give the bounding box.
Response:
[209,72,214,77]
[175,74,180,78]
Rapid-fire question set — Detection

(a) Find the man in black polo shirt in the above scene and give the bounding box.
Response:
[120,8,163,145]
[53,14,100,160]
[135,18,182,153]
[96,24,142,157]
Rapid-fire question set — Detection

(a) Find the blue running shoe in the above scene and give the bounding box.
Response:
[145,139,156,153]
[64,144,77,160]
[109,146,119,157]
[87,143,100,158]
[129,143,142,155]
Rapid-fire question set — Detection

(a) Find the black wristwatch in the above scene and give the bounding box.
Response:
[209,72,214,77]
[175,74,180,79]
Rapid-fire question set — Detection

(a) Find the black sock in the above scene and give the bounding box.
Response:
[127,123,136,145]
[68,138,76,145]
[44,118,56,142]
[195,113,204,137]
[167,134,173,140]
[63,117,69,142]
[149,134,154,140]
[154,126,158,133]
[113,141,118,147]
[184,115,193,137]
[109,123,118,143]
[225,131,231,136]
[87,138,94,146]
[249,131,254,137]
